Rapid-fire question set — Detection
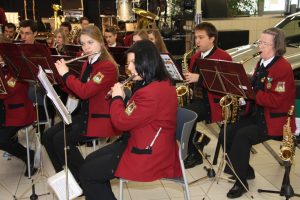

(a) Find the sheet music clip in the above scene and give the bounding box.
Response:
[160,53,183,81]
[47,169,83,200]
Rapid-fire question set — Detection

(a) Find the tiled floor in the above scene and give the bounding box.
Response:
[0,122,300,200]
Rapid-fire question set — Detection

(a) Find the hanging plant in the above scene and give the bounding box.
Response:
[227,0,257,16]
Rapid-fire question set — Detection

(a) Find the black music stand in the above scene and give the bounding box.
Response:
[64,44,82,57]
[194,58,255,199]
[0,68,7,94]
[108,46,129,78]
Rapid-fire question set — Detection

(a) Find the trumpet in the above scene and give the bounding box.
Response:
[105,74,137,99]
[64,52,99,64]
[239,51,261,64]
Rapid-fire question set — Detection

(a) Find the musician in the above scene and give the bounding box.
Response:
[183,22,232,169]
[53,28,69,55]
[19,19,38,44]
[3,23,16,40]
[104,26,121,47]
[60,21,72,41]
[220,27,296,198]
[42,25,120,181]
[147,29,169,53]
[0,55,37,177]
[132,30,149,44]
[79,40,181,200]
[73,17,90,45]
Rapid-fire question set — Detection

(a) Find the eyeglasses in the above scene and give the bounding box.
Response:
[256,40,273,47]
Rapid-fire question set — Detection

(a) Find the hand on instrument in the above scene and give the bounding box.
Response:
[183,72,200,84]
[55,59,69,76]
[111,82,125,99]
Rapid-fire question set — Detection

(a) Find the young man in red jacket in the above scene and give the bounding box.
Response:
[183,22,232,169]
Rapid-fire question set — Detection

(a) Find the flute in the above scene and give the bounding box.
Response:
[105,74,137,99]
[64,52,99,64]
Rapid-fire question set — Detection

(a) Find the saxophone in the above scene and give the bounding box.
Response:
[219,94,239,123]
[279,105,296,163]
[176,46,197,106]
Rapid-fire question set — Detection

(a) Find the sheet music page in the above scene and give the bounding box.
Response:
[37,66,72,125]
[160,54,183,81]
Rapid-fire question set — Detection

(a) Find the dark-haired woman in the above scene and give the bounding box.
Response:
[79,40,182,200]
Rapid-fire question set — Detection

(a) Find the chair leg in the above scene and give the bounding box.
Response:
[92,139,96,151]
[119,178,124,200]
[25,127,31,178]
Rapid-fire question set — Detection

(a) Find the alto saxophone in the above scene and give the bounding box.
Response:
[279,105,296,163]
[219,94,239,123]
[176,46,197,106]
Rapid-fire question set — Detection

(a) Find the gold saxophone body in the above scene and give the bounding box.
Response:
[176,46,197,106]
[219,94,239,123]
[279,106,296,163]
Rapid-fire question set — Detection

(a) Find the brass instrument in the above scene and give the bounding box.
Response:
[52,4,62,30]
[69,26,80,44]
[239,51,261,64]
[105,74,137,99]
[176,46,197,107]
[279,105,296,163]
[64,52,99,64]
[219,94,239,123]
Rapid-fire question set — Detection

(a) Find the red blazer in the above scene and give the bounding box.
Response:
[254,57,296,136]
[0,74,36,126]
[111,80,182,181]
[189,47,232,122]
[64,59,119,137]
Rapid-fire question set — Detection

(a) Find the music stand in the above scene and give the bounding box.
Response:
[0,69,7,94]
[0,43,63,85]
[108,46,129,77]
[0,43,63,200]
[195,58,255,199]
[64,44,82,57]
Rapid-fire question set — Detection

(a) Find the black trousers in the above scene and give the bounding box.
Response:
[79,135,128,200]
[219,117,270,180]
[0,126,30,163]
[42,115,89,181]
[183,99,208,156]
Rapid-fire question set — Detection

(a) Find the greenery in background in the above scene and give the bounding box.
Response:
[227,0,258,16]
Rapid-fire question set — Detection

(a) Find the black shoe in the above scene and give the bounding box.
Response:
[227,181,248,199]
[184,154,203,169]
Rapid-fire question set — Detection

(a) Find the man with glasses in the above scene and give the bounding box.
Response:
[219,27,296,198]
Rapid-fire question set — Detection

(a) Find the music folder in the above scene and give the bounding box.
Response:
[160,53,183,81]
[108,46,129,77]
[195,58,255,100]
[0,43,63,85]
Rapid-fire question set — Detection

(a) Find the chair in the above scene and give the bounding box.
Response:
[119,107,198,200]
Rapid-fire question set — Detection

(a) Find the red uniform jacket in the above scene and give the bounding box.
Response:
[189,47,232,122]
[64,59,119,137]
[110,80,182,181]
[0,74,36,126]
[253,57,296,136]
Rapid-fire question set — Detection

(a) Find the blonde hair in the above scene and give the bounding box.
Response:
[80,25,118,67]
[54,28,69,44]
[147,29,168,53]
[133,30,149,40]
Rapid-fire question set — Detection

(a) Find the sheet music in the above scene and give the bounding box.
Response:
[47,169,83,200]
[160,54,183,81]
[37,66,72,125]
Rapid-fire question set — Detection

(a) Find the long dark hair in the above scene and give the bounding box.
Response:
[126,40,169,84]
